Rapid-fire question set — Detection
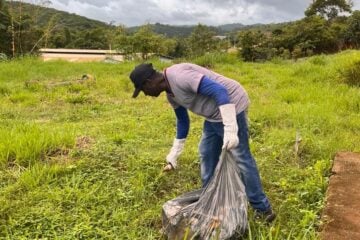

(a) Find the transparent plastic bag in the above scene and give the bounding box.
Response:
[162,189,202,239]
[162,150,248,239]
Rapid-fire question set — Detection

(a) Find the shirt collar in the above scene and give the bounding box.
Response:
[164,68,174,97]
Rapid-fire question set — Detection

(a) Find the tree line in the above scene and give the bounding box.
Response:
[238,0,360,61]
[0,0,359,61]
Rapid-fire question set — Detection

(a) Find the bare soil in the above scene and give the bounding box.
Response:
[321,152,360,240]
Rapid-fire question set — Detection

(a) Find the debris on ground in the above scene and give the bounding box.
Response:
[24,74,96,89]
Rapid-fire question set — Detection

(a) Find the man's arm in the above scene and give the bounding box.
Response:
[198,76,239,150]
[164,106,189,170]
[174,106,189,139]
[197,76,230,105]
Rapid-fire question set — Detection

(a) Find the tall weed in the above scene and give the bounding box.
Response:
[0,123,75,167]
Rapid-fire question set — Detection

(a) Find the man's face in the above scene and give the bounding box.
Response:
[141,78,162,97]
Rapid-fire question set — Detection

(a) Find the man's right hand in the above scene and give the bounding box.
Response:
[163,163,174,171]
[219,104,239,150]
[164,138,186,171]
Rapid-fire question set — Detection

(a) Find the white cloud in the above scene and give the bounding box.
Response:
[23,0,360,26]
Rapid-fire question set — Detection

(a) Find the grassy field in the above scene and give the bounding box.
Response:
[0,51,359,239]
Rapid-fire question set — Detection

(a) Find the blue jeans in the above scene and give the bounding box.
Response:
[199,110,271,212]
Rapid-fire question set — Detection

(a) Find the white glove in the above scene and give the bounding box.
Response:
[219,104,239,150]
[165,138,186,170]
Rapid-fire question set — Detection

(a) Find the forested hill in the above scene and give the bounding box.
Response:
[128,23,221,37]
[130,22,292,37]
[7,1,112,31]
[7,1,273,37]
[127,23,269,37]
[128,23,204,37]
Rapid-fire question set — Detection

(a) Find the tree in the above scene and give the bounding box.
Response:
[47,27,71,48]
[132,24,158,59]
[18,14,44,53]
[157,37,177,57]
[113,26,134,59]
[5,0,50,56]
[345,10,360,48]
[169,38,190,58]
[0,0,12,55]
[131,24,174,59]
[188,24,217,57]
[237,30,269,61]
[105,21,117,51]
[305,0,353,20]
[276,16,335,55]
[42,14,60,48]
[328,16,349,50]
[73,28,108,49]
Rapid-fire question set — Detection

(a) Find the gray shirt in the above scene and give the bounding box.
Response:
[165,63,249,122]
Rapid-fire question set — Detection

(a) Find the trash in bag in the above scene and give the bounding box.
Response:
[162,189,202,239]
[162,150,248,239]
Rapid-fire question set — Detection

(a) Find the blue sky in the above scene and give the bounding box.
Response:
[24,0,360,26]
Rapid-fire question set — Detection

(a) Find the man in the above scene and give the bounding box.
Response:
[129,62,275,222]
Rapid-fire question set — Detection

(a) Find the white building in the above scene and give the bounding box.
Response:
[39,48,125,62]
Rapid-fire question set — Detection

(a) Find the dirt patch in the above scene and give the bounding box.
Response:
[75,136,94,149]
[46,148,71,165]
[321,152,360,240]
[46,136,94,165]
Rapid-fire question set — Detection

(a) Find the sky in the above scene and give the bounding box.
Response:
[24,0,360,27]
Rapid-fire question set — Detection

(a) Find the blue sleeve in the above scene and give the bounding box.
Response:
[174,106,189,139]
[198,76,230,106]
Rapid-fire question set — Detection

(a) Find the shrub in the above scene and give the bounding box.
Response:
[0,53,7,61]
[292,46,303,61]
[281,49,291,59]
[192,52,238,68]
[310,55,327,66]
[339,60,360,87]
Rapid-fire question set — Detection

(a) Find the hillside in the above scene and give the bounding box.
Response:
[128,22,254,37]
[7,1,112,31]
[7,1,283,37]
[128,23,203,37]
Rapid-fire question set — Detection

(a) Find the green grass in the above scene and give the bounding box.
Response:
[0,51,359,239]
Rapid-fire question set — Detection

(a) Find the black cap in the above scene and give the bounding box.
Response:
[129,63,156,98]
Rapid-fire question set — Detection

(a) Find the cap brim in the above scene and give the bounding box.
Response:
[132,88,141,98]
